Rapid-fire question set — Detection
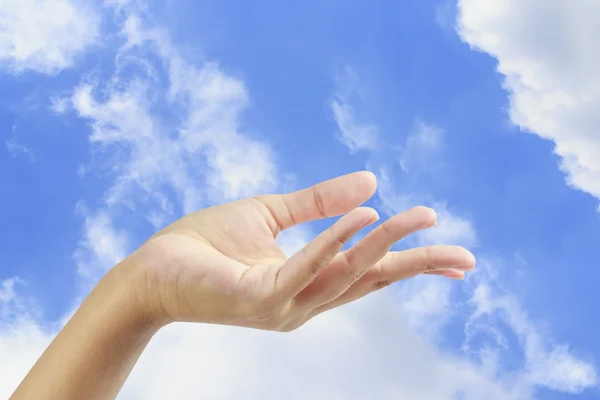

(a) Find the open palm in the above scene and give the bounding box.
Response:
[138,171,475,331]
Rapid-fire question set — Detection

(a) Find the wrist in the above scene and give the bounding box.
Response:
[104,250,172,334]
[10,252,166,400]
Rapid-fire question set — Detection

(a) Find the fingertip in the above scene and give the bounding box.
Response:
[429,208,438,227]
[465,250,476,269]
[365,206,380,219]
[411,206,437,227]
[448,244,477,268]
[365,208,380,226]
[363,170,377,185]
[356,170,377,181]
[355,171,378,197]
[353,207,380,227]
[447,270,465,280]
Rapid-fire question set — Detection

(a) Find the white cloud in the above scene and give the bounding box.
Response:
[5,136,34,160]
[374,167,477,249]
[2,6,597,400]
[417,202,477,248]
[168,59,278,202]
[64,15,280,278]
[398,120,445,174]
[435,1,457,32]
[276,225,312,258]
[376,163,596,395]
[1,247,536,400]
[396,275,454,338]
[332,73,474,340]
[457,0,600,202]
[73,209,129,279]
[1,11,284,397]
[0,278,21,310]
[0,0,100,74]
[331,102,379,153]
[49,96,70,114]
[0,320,53,399]
[338,101,474,343]
[331,67,379,153]
[334,77,471,247]
[372,165,417,213]
[376,173,475,337]
[464,261,597,394]
[0,279,54,400]
[71,16,278,212]
[118,290,532,400]
[332,65,596,397]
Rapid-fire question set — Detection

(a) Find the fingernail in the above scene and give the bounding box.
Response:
[424,269,465,280]
[443,271,465,280]
[451,265,474,271]
[361,211,380,228]
[419,207,437,228]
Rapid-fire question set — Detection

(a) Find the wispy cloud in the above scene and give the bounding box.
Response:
[435,1,457,33]
[54,12,280,282]
[0,0,100,74]
[331,67,379,153]
[1,3,597,400]
[417,201,477,248]
[464,259,597,394]
[367,123,476,249]
[331,65,597,397]
[5,136,34,160]
[0,15,529,397]
[73,209,129,278]
[398,120,445,174]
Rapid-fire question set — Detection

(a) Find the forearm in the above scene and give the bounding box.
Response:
[10,257,161,400]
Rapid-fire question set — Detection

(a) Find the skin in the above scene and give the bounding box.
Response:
[10,171,475,400]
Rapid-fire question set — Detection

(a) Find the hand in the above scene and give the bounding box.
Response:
[131,171,476,331]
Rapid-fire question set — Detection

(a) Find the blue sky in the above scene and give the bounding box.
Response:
[1,1,600,399]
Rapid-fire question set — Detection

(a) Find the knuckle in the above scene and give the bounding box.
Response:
[280,310,313,332]
[373,279,392,291]
[347,268,365,287]
[376,254,392,276]
[256,287,284,311]
[328,224,349,248]
[380,222,394,240]
[297,245,327,278]
[312,186,327,218]
[423,247,437,272]
[253,303,288,329]
[278,325,294,333]
[340,250,364,287]
[252,287,278,314]
[279,195,298,227]
[309,244,339,278]
[344,247,358,268]
[253,195,285,235]
[279,319,303,332]
[311,254,332,276]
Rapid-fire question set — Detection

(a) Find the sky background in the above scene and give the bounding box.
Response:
[1,0,600,399]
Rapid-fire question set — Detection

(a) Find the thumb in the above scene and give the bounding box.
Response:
[255,171,377,235]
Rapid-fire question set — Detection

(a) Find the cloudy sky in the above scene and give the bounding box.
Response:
[2,0,600,399]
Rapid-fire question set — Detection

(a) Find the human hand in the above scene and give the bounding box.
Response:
[130,171,475,331]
